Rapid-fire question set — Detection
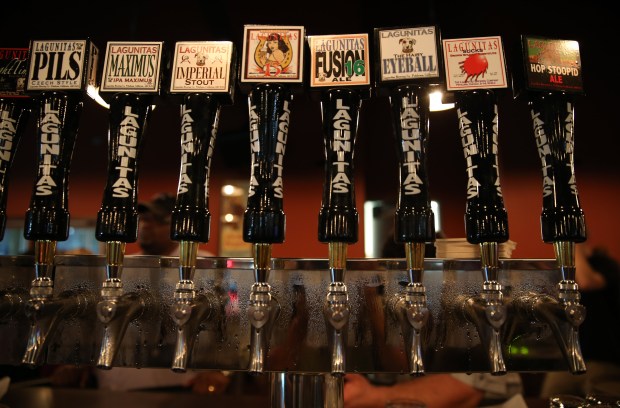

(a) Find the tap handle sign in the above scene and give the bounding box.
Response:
[240,26,305,244]
[0,47,31,240]
[307,33,371,243]
[442,36,510,245]
[168,41,236,243]
[519,36,586,244]
[96,41,164,243]
[23,39,99,241]
[374,25,444,243]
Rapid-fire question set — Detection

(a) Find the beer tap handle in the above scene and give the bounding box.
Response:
[24,92,82,245]
[242,83,289,247]
[318,88,360,245]
[0,97,29,240]
[96,40,164,283]
[529,93,586,247]
[456,90,509,248]
[518,36,586,252]
[95,93,151,282]
[390,84,435,246]
[22,38,98,287]
[171,93,220,280]
[96,94,152,243]
[242,83,291,373]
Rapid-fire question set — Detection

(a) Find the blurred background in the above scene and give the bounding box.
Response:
[0,0,615,259]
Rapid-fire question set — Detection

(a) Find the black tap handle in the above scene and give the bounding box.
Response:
[171,93,220,242]
[529,92,586,243]
[243,83,291,244]
[0,99,30,240]
[24,92,82,241]
[456,90,509,244]
[318,88,360,243]
[390,85,435,244]
[96,93,152,242]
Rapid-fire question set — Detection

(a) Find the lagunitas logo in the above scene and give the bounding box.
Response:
[112,106,140,198]
[170,41,233,93]
[36,102,62,195]
[530,102,577,197]
[0,48,29,97]
[101,42,162,92]
[241,25,304,83]
[458,105,503,199]
[377,26,439,82]
[399,98,423,195]
[330,99,353,192]
[28,40,86,90]
[0,109,17,172]
[309,33,370,87]
[247,100,290,198]
[176,105,217,195]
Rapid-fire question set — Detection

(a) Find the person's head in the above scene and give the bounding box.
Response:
[137,192,177,255]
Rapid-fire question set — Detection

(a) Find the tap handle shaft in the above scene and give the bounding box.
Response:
[456,90,509,244]
[243,83,290,244]
[389,85,435,244]
[171,93,221,243]
[0,98,30,239]
[24,92,82,241]
[96,94,152,242]
[528,92,586,243]
[318,88,360,243]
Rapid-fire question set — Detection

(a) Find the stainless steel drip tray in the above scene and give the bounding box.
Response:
[1,256,568,373]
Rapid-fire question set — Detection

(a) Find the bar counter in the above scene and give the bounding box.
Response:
[1,386,269,408]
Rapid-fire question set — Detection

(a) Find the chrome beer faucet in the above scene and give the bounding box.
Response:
[96,242,153,369]
[514,242,585,373]
[462,242,507,375]
[167,40,236,371]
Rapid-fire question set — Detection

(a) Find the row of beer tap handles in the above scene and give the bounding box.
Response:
[0,31,588,396]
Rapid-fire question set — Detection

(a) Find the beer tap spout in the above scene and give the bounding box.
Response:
[392,282,429,375]
[248,281,279,373]
[96,280,150,369]
[22,289,92,367]
[171,281,218,372]
[515,284,586,374]
[324,280,349,376]
[462,281,507,375]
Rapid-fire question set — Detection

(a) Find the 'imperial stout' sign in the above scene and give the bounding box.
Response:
[26,39,98,92]
[308,33,370,87]
[443,36,507,91]
[170,41,234,93]
[101,41,163,93]
[241,25,304,83]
